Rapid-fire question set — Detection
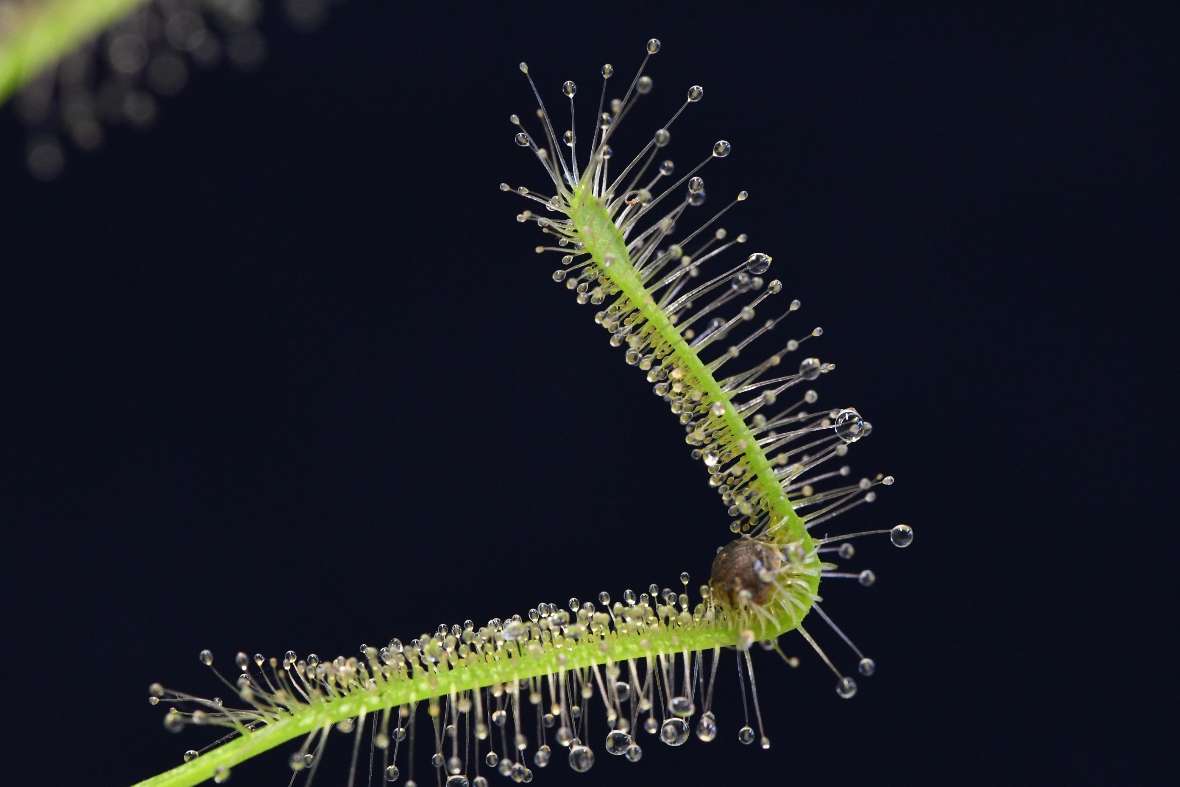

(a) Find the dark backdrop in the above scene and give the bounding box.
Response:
[2,2,1171,785]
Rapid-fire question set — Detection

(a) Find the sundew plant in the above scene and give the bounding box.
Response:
[2,13,916,787]
[134,38,914,787]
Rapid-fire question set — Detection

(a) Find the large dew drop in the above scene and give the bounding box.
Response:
[568,744,595,772]
[834,408,866,443]
[659,718,690,746]
[605,730,632,755]
[695,712,718,742]
[668,695,694,717]
[744,252,772,274]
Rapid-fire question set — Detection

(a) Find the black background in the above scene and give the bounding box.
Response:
[1,2,1172,785]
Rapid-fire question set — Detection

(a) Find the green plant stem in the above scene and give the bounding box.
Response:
[134,623,744,786]
[568,183,811,548]
[0,0,150,105]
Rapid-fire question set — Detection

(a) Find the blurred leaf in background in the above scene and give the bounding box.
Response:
[0,0,339,180]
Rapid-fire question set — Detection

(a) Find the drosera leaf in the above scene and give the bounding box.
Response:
[137,37,915,787]
[0,0,150,105]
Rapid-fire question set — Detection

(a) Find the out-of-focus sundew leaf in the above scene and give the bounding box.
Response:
[0,0,149,104]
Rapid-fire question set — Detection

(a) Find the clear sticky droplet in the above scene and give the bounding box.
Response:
[798,357,822,380]
[659,718,689,746]
[695,712,717,742]
[834,408,866,443]
[568,744,595,772]
[605,730,631,755]
[743,252,772,275]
